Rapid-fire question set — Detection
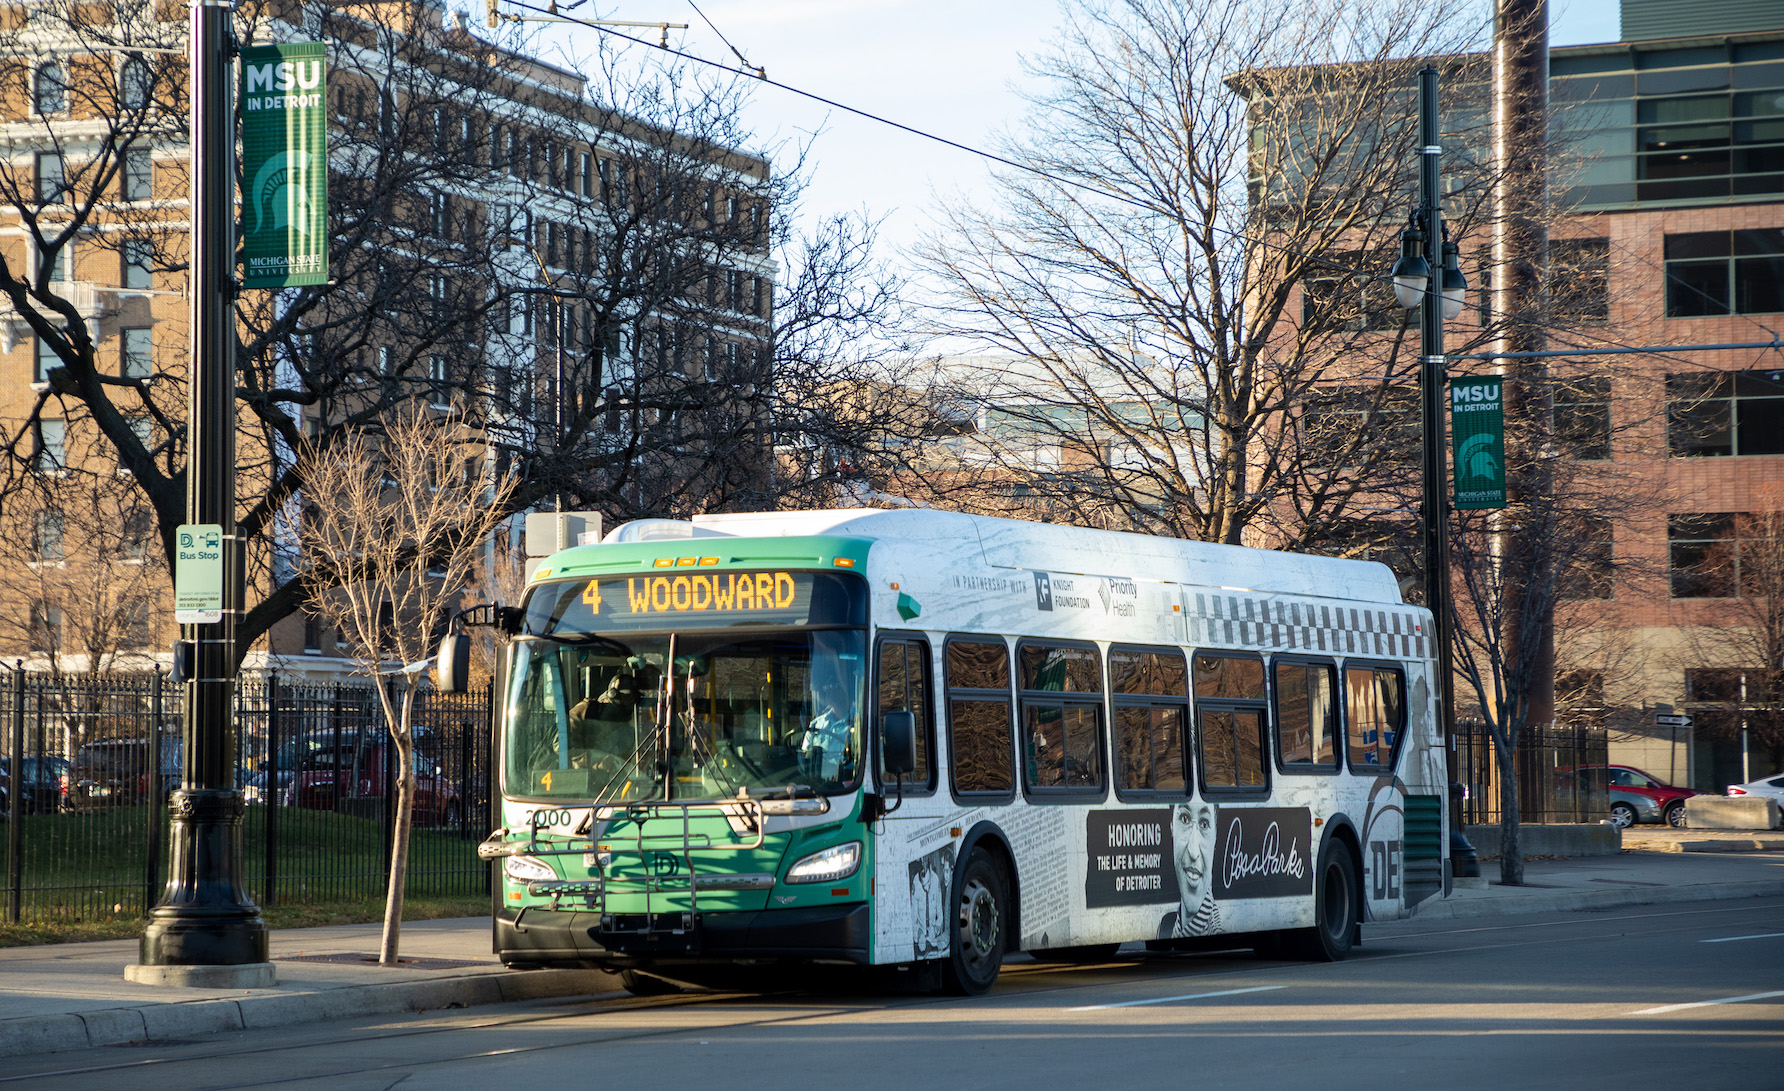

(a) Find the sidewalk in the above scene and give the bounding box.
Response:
[3,847,1782,1059]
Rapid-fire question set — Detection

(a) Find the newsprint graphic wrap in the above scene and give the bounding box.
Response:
[239,43,328,287]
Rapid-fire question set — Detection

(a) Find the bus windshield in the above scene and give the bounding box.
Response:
[504,628,866,804]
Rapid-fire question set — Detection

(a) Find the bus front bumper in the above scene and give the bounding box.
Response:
[496,902,872,968]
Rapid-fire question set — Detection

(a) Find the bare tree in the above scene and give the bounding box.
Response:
[298,405,515,964]
[0,473,168,675]
[914,0,1496,545]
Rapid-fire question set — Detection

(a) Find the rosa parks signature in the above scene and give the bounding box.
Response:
[1221,817,1308,888]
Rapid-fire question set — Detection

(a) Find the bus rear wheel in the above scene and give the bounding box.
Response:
[1284,843,1359,962]
[940,847,1008,995]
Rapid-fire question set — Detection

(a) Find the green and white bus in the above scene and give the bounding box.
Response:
[447,509,1450,994]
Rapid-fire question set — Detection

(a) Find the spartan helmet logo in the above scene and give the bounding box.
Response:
[248,150,318,237]
[1457,432,1500,484]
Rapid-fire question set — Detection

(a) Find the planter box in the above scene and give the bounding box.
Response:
[1684,796,1782,830]
[1462,822,1621,858]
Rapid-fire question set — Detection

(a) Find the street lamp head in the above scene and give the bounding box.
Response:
[1440,237,1468,321]
[1391,222,1430,310]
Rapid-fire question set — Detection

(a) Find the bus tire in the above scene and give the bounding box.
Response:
[940,847,1008,995]
[1285,842,1359,962]
[618,968,681,996]
[1030,943,1120,963]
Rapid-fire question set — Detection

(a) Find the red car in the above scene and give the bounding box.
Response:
[290,730,462,827]
[1600,764,1699,829]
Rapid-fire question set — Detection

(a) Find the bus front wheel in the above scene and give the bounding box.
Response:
[1285,843,1359,962]
[941,847,1008,995]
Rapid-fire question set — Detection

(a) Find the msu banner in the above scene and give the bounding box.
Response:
[1450,376,1507,510]
[239,43,328,287]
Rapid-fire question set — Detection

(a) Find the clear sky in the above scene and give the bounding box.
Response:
[548,1,1622,267]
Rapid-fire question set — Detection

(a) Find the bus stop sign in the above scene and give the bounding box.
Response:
[174,523,225,624]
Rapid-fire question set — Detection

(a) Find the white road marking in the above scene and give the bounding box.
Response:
[1066,985,1285,1012]
[1631,990,1784,1015]
[1700,933,1784,943]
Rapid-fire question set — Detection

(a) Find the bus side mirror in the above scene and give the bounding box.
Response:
[433,633,470,693]
[882,711,916,777]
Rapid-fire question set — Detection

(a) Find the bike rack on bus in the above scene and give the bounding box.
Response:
[479,797,784,940]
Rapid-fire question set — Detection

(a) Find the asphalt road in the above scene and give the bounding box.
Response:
[9,897,1782,1091]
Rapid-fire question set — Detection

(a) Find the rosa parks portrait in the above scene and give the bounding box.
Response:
[1158,800,1220,939]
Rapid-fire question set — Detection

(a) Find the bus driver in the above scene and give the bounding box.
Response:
[799,654,860,783]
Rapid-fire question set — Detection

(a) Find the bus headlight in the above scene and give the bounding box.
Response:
[785,842,861,884]
[504,855,556,883]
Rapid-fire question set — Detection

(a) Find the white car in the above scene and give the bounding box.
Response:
[1726,774,1784,803]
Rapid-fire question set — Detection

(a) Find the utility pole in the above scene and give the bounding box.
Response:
[127,0,272,988]
[1494,0,1554,737]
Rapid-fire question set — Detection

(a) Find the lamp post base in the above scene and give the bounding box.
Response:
[133,790,271,982]
[124,961,276,988]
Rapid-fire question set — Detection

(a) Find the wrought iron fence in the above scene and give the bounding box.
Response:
[2,669,492,926]
[1457,717,1609,827]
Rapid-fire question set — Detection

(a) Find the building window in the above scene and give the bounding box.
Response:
[1636,91,1784,203]
[35,336,58,384]
[120,57,153,111]
[1669,512,1748,598]
[1665,230,1784,317]
[121,326,152,379]
[122,508,150,560]
[34,510,64,560]
[377,346,392,375]
[123,238,153,290]
[1666,369,1784,457]
[1555,375,1612,460]
[1557,513,1614,600]
[36,152,63,203]
[303,612,324,653]
[1548,237,1609,322]
[1300,385,1420,471]
[28,601,61,650]
[1301,250,1402,332]
[36,419,65,472]
[124,416,153,467]
[122,148,152,201]
[34,62,65,115]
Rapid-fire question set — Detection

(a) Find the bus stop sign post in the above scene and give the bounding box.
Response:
[127,0,273,988]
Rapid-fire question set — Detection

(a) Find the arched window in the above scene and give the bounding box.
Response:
[121,57,152,111]
[34,62,66,115]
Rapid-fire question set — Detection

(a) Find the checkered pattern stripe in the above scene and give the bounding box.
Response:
[1186,593,1428,660]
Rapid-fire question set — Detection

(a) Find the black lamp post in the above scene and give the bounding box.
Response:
[126,0,273,987]
[1391,66,1481,883]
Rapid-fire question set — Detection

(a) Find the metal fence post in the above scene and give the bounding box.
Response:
[264,674,278,910]
[8,665,23,923]
[146,672,165,916]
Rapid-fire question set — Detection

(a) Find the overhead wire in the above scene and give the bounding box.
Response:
[502,0,1784,391]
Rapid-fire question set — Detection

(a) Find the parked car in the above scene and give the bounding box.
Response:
[1726,773,1784,804]
[0,755,71,815]
[288,728,462,827]
[1583,764,1699,828]
[74,735,180,807]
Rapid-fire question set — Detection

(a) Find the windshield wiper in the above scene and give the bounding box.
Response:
[743,783,817,800]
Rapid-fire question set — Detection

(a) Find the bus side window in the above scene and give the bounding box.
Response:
[1345,665,1405,771]
[1194,652,1268,791]
[946,638,1014,799]
[1273,659,1338,771]
[1017,641,1105,795]
[1111,645,1189,796]
[878,639,936,791]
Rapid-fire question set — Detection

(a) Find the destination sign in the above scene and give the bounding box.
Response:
[524,570,867,635]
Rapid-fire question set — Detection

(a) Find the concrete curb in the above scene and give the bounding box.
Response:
[1409,878,1784,920]
[0,967,621,1060]
[1624,836,1784,853]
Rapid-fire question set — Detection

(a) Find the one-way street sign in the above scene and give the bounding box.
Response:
[1655,713,1693,727]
